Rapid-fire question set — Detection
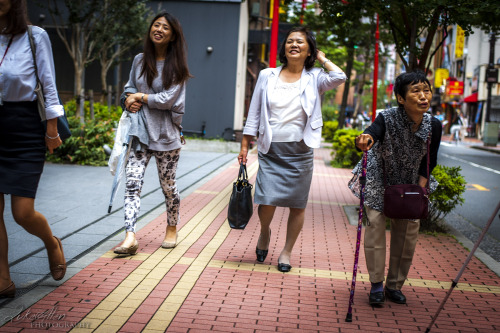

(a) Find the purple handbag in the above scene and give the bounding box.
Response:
[383,137,430,220]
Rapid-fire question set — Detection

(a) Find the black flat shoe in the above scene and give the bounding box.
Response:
[369,291,385,306]
[256,230,271,262]
[277,262,292,272]
[384,287,406,304]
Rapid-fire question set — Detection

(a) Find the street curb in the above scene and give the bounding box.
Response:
[445,223,500,277]
[470,145,500,154]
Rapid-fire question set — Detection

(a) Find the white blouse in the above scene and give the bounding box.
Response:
[0,26,63,120]
[269,77,307,142]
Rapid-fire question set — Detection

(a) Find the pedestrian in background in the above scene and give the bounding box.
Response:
[239,26,346,272]
[0,0,66,298]
[348,71,442,306]
[114,12,191,255]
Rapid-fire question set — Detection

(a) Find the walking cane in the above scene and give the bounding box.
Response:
[425,200,500,332]
[345,150,368,322]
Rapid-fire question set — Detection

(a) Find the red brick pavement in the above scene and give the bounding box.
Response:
[1,148,499,332]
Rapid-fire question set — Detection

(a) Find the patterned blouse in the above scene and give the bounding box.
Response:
[348,106,442,212]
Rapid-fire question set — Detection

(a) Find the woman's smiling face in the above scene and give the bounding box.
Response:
[284,31,310,64]
[149,17,174,48]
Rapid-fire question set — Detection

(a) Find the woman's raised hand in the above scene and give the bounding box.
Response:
[316,50,327,63]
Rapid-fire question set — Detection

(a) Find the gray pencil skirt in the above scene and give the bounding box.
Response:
[254,141,314,209]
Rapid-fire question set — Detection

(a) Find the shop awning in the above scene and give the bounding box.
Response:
[464,92,478,103]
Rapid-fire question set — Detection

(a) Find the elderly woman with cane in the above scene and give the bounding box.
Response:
[348,71,442,306]
[239,26,346,272]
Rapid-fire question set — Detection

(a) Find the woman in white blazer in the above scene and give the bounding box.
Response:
[238,26,346,272]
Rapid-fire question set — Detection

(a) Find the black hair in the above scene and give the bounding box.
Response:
[278,26,317,70]
[394,71,432,107]
[4,0,29,35]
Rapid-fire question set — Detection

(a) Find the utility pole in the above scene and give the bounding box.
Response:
[485,33,496,123]
[484,32,498,146]
[269,0,280,68]
[300,0,307,25]
[372,14,379,122]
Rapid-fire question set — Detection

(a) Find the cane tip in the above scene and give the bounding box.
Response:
[108,206,112,214]
[425,329,430,333]
[345,313,352,322]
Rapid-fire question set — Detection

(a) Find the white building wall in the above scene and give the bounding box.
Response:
[463,27,500,98]
[233,2,249,131]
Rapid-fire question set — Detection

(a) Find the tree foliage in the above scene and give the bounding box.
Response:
[92,0,151,97]
[316,0,500,73]
[43,0,150,104]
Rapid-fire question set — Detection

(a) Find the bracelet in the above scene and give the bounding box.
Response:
[45,133,60,140]
[322,59,331,67]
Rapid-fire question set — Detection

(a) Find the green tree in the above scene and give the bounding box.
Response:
[92,0,151,101]
[316,0,376,128]
[45,0,101,101]
[43,0,150,105]
[321,0,500,73]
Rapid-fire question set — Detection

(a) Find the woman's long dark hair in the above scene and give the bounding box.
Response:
[140,12,192,89]
[278,26,317,70]
[3,0,30,35]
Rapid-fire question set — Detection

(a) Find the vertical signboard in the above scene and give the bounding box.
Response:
[455,25,465,59]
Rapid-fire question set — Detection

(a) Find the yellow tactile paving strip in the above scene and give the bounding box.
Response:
[207,259,500,294]
[70,162,259,333]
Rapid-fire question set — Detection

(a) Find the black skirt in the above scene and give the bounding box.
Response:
[0,101,46,198]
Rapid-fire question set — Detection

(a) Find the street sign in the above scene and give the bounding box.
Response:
[486,68,498,83]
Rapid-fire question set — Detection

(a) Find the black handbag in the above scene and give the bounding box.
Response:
[383,136,430,220]
[227,163,253,229]
[27,26,71,140]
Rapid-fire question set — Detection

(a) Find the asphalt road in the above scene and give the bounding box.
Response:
[438,142,500,261]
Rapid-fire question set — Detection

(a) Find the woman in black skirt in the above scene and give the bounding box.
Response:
[238,27,346,272]
[0,0,66,298]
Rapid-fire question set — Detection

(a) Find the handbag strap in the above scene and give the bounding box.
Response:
[27,25,46,120]
[383,134,431,190]
[238,163,249,182]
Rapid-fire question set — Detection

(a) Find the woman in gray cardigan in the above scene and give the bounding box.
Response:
[238,27,346,272]
[114,12,191,255]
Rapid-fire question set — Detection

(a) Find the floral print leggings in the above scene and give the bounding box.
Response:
[124,148,181,233]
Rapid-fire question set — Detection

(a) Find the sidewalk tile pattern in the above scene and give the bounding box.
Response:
[1,148,499,332]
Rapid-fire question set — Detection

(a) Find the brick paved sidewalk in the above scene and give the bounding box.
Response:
[1,148,499,332]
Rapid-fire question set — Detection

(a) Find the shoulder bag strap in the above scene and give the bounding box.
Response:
[27,26,41,84]
[426,134,431,191]
[27,25,46,120]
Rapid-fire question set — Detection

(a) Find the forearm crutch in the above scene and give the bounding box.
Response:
[425,200,500,332]
[345,150,368,322]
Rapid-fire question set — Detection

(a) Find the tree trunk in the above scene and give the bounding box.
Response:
[339,46,354,129]
[100,62,108,103]
[74,66,83,118]
[354,47,372,118]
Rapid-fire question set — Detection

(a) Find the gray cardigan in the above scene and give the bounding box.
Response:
[123,53,186,151]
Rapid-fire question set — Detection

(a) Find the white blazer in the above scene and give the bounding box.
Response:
[243,66,346,154]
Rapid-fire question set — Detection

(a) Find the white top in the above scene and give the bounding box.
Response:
[269,77,306,142]
[0,26,63,119]
[243,66,347,154]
